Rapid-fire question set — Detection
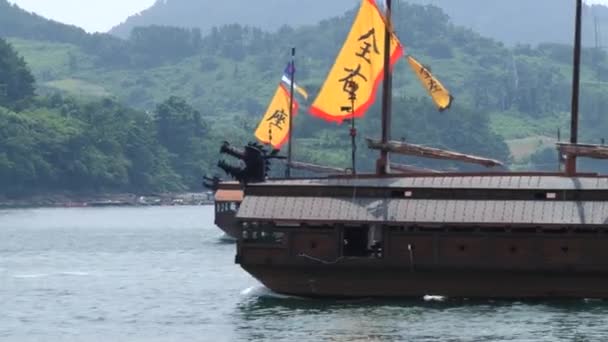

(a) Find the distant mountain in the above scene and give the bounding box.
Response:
[109,0,359,38]
[0,0,206,68]
[0,0,91,44]
[111,0,608,46]
[407,0,608,46]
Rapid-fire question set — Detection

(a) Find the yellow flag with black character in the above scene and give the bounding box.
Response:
[407,55,453,111]
[309,0,403,123]
[254,84,299,149]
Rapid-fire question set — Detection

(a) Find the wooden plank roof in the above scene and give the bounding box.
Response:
[215,189,244,202]
[252,175,608,191]
[237,196,608,226]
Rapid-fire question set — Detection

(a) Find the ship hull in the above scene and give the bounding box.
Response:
[234,173,608,299]
[237,226,608,298]
[215,211,240,239]
[243,265,608,298]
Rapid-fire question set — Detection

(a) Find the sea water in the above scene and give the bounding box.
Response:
[1,206,608,341]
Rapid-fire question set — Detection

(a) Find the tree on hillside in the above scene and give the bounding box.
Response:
[129,26,203,66]
[155,96,209,189]
[0,38,35,107]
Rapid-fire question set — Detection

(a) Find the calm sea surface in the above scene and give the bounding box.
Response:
[2,206,608,341]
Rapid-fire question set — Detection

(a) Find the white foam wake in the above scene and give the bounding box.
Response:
[12,271,92,279]
[12,273,49,279]
[423,295,447,302]
[241,285,297,299]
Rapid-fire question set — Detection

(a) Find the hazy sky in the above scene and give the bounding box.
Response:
[7,0,608,33]
[8,0,156,33]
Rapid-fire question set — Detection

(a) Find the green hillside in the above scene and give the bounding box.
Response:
[11,3,608,142]
[2,1,608,196]
[5,35,229,195]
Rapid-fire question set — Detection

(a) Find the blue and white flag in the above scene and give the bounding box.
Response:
[281,61,309,100]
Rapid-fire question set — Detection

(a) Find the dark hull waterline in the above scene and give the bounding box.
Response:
[244,266,608,299]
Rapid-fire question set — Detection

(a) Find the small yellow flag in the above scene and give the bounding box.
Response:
[254,84,298,148]
[310,0,403,123]
[407,56,453,111]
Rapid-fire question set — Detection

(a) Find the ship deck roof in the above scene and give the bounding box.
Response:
[255,174,608,190]
[237,196,608,226]
[215,189,243,202]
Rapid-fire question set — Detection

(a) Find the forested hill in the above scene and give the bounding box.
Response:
[110,0,608,47]
[0,38,210,196]
[3,1,608,196]
[407,0,608,46]
[0,0,87,42]
[110,0,359,38]
[0,0,203,68]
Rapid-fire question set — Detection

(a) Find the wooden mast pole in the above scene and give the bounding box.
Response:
[377,0,393,175]
[566,0,582,176]
[286,47,296,178]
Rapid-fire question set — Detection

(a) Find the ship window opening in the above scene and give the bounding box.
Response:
[561,246,569,254]
[343,227,369,257]
[509,246,518,254]
[513,227,537,234]
[391,190,414,198]
[543,228,568,234]
[310,241,317,249]
[273,232,285,243]
[454,227,476,233]
[310,225,333,231]
[534,192,557,200]
[459,245,467,252]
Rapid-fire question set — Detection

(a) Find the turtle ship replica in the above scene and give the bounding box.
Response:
[217,0,608,298]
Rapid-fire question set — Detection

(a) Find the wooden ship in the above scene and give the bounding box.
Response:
[216,0,608,297]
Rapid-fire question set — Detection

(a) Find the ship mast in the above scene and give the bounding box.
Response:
[566,0,583,176]
[377,0,393,175]
[286,47,296,178]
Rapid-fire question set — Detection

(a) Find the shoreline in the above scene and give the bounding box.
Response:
[0,192,214,209]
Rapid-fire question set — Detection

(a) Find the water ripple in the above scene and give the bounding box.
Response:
[3,206,608,341]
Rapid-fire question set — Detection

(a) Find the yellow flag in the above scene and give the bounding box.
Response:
[407,56,453,111]
[310,0,403,123]
[255,84,298,148]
